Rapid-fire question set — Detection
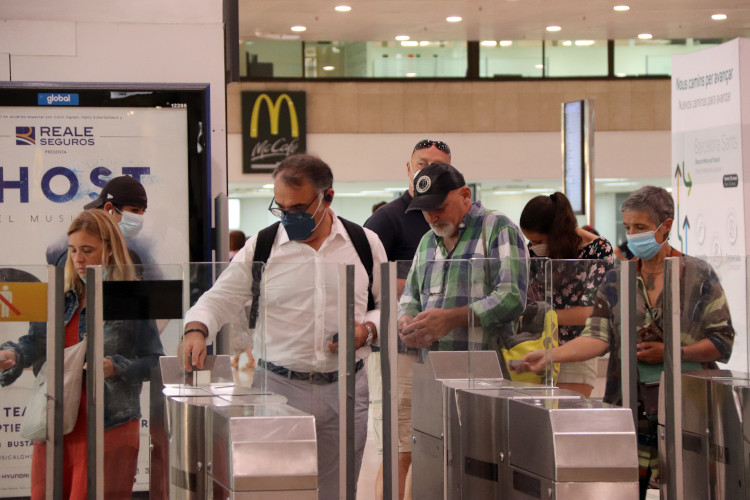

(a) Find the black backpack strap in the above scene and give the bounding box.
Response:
[248,222,281,328]
[338,217,375,311]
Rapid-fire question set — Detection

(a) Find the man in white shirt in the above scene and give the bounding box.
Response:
[182,154,387,500]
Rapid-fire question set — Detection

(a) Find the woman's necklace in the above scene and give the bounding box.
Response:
[642,268,664,290]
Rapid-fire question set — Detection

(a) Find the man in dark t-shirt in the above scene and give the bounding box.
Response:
[363,139,451,500]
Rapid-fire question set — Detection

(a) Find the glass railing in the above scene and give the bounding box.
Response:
[239,37,727,80]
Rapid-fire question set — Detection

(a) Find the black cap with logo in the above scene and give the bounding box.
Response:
[406,162,466,212]
[84,176,148,209]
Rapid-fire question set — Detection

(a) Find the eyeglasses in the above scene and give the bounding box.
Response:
[413,139,451,155]
[268,195,319,218]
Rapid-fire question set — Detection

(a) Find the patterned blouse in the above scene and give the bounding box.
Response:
[528,237,614,344]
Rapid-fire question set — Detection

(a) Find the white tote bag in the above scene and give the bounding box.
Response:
[20,338,87,442]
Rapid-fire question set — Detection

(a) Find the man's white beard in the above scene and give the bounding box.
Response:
[430,222,457,239]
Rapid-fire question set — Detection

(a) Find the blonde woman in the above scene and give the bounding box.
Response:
[0,209,164,500]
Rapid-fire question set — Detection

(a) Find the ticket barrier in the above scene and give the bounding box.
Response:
[411,351,638,500]
[659,370,750,500]
[207,405,318,499]
[150,356,317,499]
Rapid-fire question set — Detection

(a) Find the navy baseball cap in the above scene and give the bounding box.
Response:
[84,176,147,209]
[406,162,466,212]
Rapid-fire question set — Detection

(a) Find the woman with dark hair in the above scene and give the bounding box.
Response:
[519,192,613,396]
[0,209,163,500]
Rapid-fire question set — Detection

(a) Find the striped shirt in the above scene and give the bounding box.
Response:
[399,202,529,351]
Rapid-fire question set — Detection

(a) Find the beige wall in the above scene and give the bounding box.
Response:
[227,79,670,133]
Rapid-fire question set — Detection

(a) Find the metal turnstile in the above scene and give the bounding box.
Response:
[660,370,750,500]
[412,351,639,500]
[150,356,314,500]
[207,405,318,499]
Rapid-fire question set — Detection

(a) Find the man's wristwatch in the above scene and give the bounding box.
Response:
[364,322,376,346]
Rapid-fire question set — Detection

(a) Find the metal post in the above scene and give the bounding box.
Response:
[86,267,104,500]
[663,257,683,500]
[619,260,638,430]
[338,264,356,499]
[380,262,399,500]
[46,266,64,500]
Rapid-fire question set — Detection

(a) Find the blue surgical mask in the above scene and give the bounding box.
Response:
[626,222,666,260]
[281,196,324,241]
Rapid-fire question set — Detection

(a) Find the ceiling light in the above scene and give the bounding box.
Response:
[546,25,561,32]
[401,41,418,47]
[322,65,335,71]
[334,5,351,12]
[615,72,627,77]
[525,188,553,193]
[575,40,595,46]
[711,13,727,21]
[481,41,498,47]
[613,5,630,11]
[638,33,653,40]
[535,64,544,69]
[446,16,463,22]
[419,41,431,46]
[261,184,274,189]
[499,40,513,47]
[406,72,417,77]
[291,26,307,32]
[562,40,572,46]
[395,35,410,41]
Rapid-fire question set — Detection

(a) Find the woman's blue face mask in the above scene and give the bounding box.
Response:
[626,221,666,260]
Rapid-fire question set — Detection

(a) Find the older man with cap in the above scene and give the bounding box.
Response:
[398,162,529,354]
[364,139,451,500]
[46,175,149,267]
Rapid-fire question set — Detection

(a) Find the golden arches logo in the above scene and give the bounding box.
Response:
[250,93,299,138]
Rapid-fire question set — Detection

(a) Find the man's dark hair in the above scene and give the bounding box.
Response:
[272,154,333,194]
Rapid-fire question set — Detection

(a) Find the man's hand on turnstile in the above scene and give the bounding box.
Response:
[182,322,208,371]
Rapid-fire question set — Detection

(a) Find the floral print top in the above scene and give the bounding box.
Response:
[528,237,614,344]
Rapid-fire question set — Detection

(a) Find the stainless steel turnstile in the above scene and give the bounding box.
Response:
[660,370,750,500]
[412,351,639,500]
[207,405,318,499]
[150,356,317,500]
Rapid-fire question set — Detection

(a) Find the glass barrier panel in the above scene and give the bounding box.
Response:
[479,40,543,78]
[0,265,56,499]
[613,38,726,77]
[544,258,617,396]
[545,39,608,77]
[86,263,179,498]
[241,40,304,78]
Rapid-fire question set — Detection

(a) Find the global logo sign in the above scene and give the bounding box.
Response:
[16,127,35,146]
[37,93,79,106]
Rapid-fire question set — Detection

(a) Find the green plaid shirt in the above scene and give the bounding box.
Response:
[399,202,529,351]
[581,254,735,406]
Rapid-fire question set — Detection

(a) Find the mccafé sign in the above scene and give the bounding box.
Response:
[241,91,307,172]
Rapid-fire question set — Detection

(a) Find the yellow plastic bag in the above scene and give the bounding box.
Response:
[502,309,559,385]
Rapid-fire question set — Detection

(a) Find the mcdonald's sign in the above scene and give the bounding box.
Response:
[241,91,306,172]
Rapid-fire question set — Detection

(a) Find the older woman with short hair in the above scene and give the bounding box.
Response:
[517,185,734,500]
